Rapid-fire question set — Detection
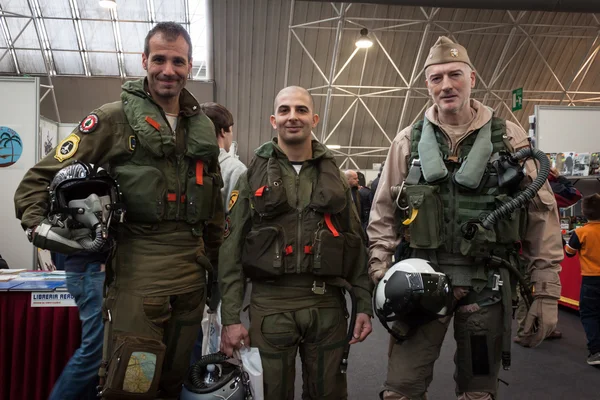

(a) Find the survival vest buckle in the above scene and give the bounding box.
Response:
[492,273,503,291]
[312,281,327,295]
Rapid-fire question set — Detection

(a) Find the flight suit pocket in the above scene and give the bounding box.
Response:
[404,185,444,249]
[312,229,344,277]
[241,226,284,278]
[102,333,166,399]
[494,194,526,244]
[112,165,166,223]
[251,182,293,218]
[342,232,362,278]
[185,173,218,224]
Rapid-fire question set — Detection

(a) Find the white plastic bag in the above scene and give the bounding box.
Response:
[239,347,264,400]
[201,302,222,355]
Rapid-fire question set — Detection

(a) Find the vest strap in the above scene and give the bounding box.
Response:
[195,160,204,185]
[167,193,186,203]
[324,213,340,237]
[255,185,266,197]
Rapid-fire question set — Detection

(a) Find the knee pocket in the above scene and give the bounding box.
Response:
[102,333,166,399]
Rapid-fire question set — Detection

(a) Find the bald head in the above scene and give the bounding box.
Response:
[345,169,359,188]
[274,86,315,113]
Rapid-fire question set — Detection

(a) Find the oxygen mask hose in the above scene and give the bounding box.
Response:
[77,224,107,252]
[481,147,550,230]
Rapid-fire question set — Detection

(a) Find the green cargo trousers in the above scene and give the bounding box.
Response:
[249,305,348,400]
[102,285,205,399]
[382,301,503,400]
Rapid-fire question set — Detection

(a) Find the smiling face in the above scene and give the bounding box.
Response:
[142,32,192,101]
[425,62,476,118]
[270,87,319,146]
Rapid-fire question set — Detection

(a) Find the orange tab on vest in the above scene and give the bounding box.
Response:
[196,160,204,185]
[145,116,161,131]
[167,193,177,202]
[255,186,267,197]
[285,245,293,256]
[304,245,313,254]
[324,213,340,237]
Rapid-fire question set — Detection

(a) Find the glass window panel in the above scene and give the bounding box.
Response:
[119,22,150,53]
[52,50,84,75]
[123,53,145,77]
[2,0,31,16]
[78,0,112,20]
[81,21,116,51]
[118,0,149,21]
[0,49,17,73]
[45,19,79,50]
[154,0,186,23]
[6,17,40,49]
[189,0,207,64]
[39,0,72,18]
[15,49,46,74]
[0,30,7,48]
[87,52,119,76]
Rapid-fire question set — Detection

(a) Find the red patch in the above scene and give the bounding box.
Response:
[145,116,161,131]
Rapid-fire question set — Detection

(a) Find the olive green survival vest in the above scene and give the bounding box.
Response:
[241,149,362,279]
[403,117,527,258]
[110,83,222,227]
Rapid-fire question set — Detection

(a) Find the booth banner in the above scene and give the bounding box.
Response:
[31,291,76,307]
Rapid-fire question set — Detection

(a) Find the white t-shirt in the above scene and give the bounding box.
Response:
[165,113,178,133]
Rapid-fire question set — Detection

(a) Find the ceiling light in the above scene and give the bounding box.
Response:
[99,0,117,9]
[327,144,341,149]
[355,28,373,49]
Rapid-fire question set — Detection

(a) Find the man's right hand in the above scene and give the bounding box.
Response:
[220,323,250,356]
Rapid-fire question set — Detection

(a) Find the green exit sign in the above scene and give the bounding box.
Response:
[512,88,523,111]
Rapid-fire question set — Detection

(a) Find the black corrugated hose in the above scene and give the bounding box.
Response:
[481,147,551,230]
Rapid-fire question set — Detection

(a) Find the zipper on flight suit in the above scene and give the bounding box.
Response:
[295,173,303,274]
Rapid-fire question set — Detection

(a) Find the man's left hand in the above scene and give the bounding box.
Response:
[349,313,372,344]
[515,297,558,348]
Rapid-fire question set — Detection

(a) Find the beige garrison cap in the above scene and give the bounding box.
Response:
[424,36,474,70]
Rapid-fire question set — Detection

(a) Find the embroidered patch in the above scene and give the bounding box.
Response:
[228,190,239,211]
[79,113,99,133]
[224,215,231,238]
[128,135,136,151]
[54,133,80,162]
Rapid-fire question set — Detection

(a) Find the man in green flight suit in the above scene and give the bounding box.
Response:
[14,22,223,399]
[218,86,373,400]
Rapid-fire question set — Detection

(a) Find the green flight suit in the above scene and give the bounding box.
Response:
[219,139,373,400]
[14,78,224,399]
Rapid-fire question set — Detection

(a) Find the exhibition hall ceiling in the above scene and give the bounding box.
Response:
[0,0,207,78]
[212,1,600,168]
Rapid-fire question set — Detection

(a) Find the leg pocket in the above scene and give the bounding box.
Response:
[142,296,171,328]
[101,333,166,400]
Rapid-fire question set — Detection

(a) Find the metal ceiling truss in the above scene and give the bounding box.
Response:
[286,1,600,169]
[0,6,60,121]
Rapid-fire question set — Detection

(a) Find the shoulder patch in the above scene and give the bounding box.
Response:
[228,190,239,211]
[224,215,231,238]
[79,113,99,133]
[128,135,136,151]
[54,133,80,162]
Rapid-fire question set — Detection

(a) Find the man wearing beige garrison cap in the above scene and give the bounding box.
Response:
[367,36,563,399]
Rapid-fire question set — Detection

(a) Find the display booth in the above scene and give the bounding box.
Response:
[0,77,81,400]
[534,106,600,310]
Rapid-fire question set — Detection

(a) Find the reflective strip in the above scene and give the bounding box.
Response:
[196,160,204,185]
[324,213,339,237]
[145,116,161,131]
